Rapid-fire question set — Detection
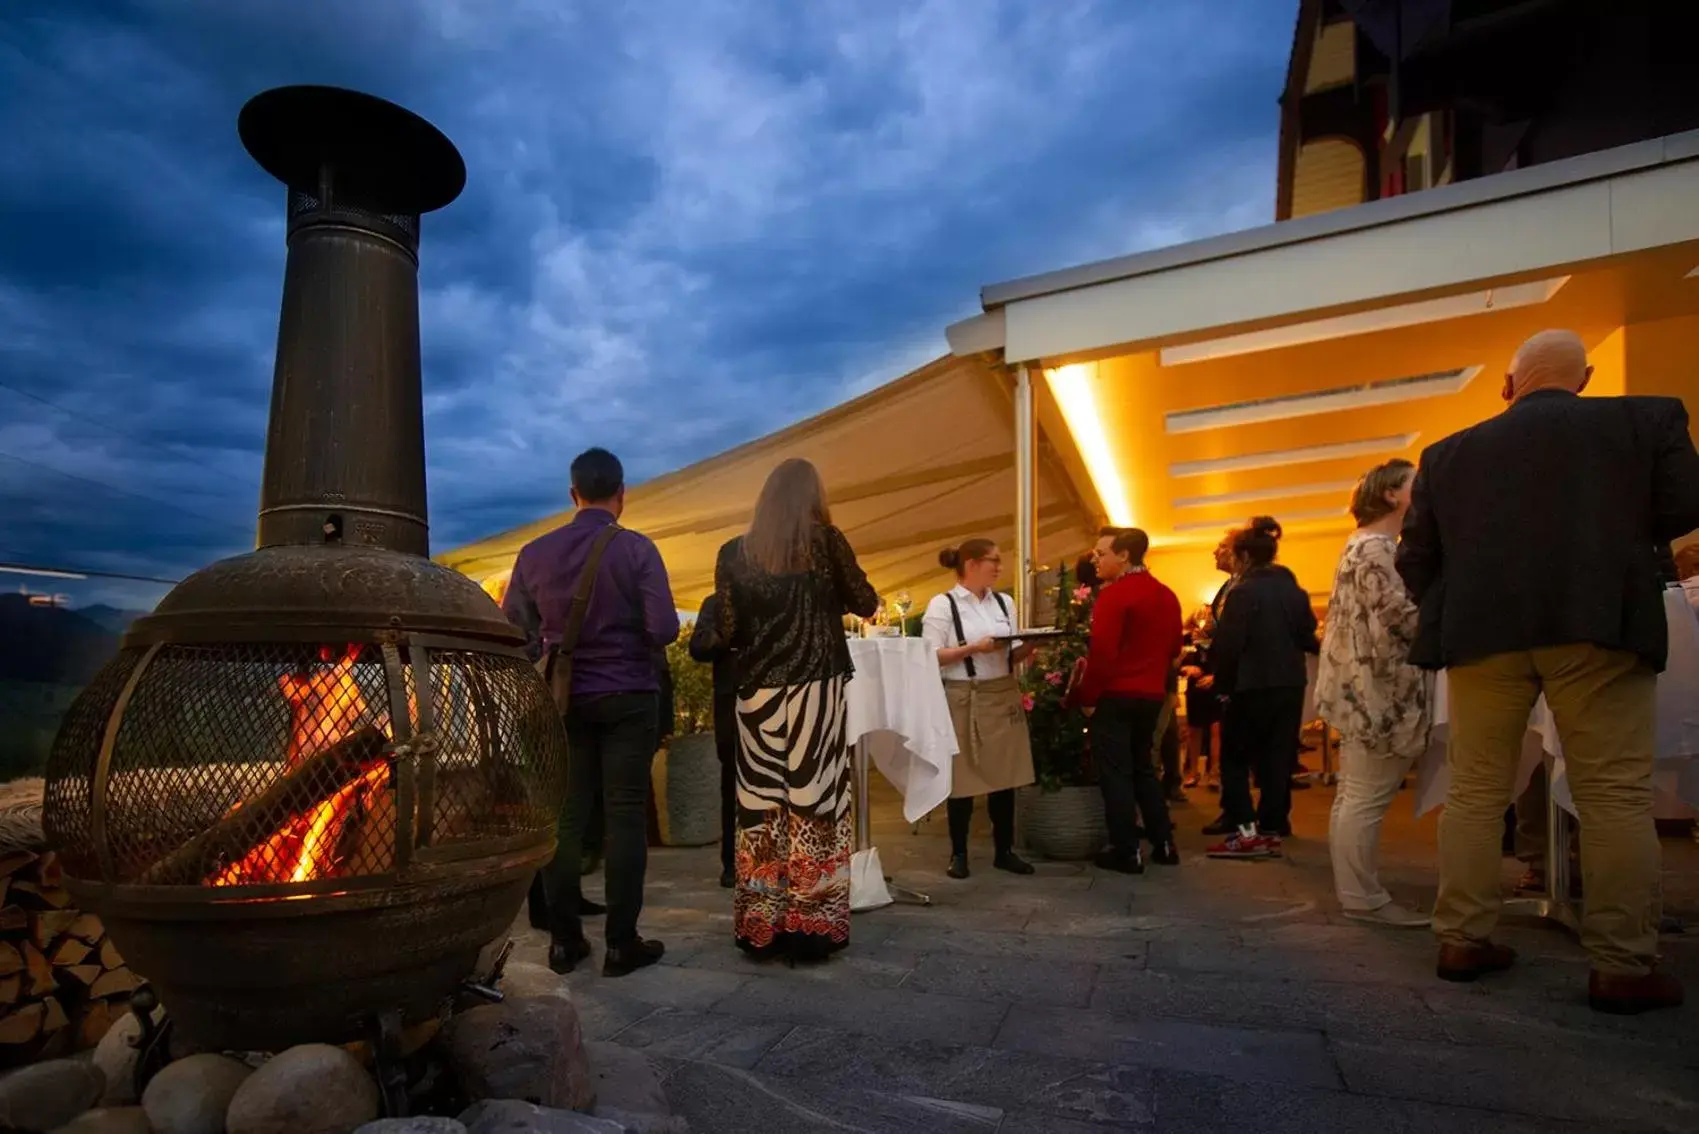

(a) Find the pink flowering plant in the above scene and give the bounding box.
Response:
[1020,563,1097,791]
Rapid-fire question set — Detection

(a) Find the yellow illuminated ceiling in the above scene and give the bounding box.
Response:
[1032,241,1699,605]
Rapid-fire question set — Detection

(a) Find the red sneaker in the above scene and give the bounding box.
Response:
[1206,826,1277,859]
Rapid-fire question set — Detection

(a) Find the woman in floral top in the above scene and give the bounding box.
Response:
[1314,459,1432,928]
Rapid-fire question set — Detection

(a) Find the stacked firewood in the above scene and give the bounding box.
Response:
[0,783,137,1067]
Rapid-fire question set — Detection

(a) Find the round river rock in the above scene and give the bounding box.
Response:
[51,1106,155,1134]
[225,1043,380,1134]
[443,996,593,1111]
[143,1052,253,1134]
[0,1058,106,1133]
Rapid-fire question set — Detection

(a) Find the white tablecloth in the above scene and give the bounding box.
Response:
[845,637,956,823]
[1415,588,1699,818]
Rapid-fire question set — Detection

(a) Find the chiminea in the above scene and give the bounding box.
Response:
[42,87,566,1055]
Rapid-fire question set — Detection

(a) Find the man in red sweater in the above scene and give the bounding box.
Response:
[1075,527,1183,873]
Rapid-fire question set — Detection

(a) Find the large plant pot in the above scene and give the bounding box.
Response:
[1016,784,1106,861]
[652,731,721,847]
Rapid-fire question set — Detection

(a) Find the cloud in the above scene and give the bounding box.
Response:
[0,0,1292,609]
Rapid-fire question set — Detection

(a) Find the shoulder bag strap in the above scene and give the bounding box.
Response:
[945,592,976,680]
[538,522,623,712]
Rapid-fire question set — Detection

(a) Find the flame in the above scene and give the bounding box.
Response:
[278,644,368,770]
[206,644,391,887]
[210,763,389,886]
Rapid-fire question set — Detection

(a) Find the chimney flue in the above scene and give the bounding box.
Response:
[238,86,466,557]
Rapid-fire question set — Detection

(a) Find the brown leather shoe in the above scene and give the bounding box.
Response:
[1589,968,1685,1015]
[1436,941,1517,982]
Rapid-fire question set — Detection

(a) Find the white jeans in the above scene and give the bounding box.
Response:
[1328,738,1418,911]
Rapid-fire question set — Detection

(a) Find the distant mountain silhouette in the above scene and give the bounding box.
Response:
[75,604,147,636]
[0,594,121,684]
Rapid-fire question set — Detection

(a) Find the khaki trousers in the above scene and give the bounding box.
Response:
[1436,644,1659,975]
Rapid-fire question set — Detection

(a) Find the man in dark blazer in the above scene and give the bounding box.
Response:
[1397,328,1699,1014]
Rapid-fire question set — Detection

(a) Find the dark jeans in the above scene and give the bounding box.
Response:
[1092,694,1173,853]
[1158,706,1182,795]
[714,690,737,876]
[1220,687,1305,832]
[543,691,659,947]
[946,790,1015,857]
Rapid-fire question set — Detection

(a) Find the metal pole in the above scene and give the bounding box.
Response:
[1013,362,1037,626]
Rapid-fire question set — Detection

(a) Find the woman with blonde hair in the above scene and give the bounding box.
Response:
[1313,459,1432,927]
[921,539,1038,879]
[709,458,879,960]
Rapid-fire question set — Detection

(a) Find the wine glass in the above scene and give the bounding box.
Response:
[891,591,913,636]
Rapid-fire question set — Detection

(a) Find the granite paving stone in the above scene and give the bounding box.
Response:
[1089,963,1454,1044]
[659,1061,1003,1133]
[1331,1036,1699,1132]
[995,1005,1344,1090]
[752,1024,1155,1127]
[709,976,1011,1047]
[901,951,1099,1007]
[1149,1069,1615,1134]
[525,775,1699,1133]
[875,923,1149,965]
[605,1007,795,1069]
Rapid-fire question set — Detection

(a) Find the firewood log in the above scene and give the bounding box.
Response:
[31,910,78,951]
[0,852,36,879]
[59,964,102,989]
[89,969,137,999]
[10,880,70,908]
[0,1001,43,1044]
[139,725,389,885]
[99,939,123,971]
[22,943,54,998]
[0,942,23,978]
[40,996,67,1033]
[67,913,103,944]
[78,1000,118,1048]
[0,906,25,933]
[0,975,18,1005]
[49,937,91,968]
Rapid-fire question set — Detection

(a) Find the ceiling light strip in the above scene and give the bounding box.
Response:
[1173,479,1359,510]
[1166,366,1480,434]
[1169,433,1418,478]
[1158,276,1569,366]
[1044,363,1134,527]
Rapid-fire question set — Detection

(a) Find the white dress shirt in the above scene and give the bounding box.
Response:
[922,585,1018,681]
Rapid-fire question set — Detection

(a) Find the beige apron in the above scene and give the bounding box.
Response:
[944,675,1035,799]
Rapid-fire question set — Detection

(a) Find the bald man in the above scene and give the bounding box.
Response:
[1397,328,1699,1014]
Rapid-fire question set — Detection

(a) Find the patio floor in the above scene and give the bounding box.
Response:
[509,774,1699,1134]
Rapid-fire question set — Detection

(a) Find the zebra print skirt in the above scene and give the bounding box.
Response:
[731,674,853,958]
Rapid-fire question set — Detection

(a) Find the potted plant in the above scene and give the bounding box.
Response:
[1016,565,1108,860]
[652,625,722,847]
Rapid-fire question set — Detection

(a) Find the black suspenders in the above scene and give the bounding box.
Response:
[945,591,1012,680]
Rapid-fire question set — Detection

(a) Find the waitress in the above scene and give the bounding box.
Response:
[922,539,1039,880]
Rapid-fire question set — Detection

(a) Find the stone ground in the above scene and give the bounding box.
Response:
[508,776,1699,1134]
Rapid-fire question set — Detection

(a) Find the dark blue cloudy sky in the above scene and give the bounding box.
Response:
[0,0,1293,610]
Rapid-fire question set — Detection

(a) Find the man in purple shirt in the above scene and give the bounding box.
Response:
[503,448,680,977]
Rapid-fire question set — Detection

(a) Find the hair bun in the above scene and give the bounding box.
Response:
[938,547,961,570]
[1249,515,1283,541]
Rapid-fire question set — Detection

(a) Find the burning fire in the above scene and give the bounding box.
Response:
[208,644,393,887]
[279,644,368,769]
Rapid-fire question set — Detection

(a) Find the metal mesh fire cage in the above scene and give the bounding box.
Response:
[40,86,567,1056]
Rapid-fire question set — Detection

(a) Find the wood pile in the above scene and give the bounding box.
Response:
[0,780,136,1068]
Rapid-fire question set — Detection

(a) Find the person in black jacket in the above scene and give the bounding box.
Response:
[1397,328,1699,1012]
[689,594,739,889]
[1204,517,1318,858]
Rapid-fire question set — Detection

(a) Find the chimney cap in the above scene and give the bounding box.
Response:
[239,85,465,215]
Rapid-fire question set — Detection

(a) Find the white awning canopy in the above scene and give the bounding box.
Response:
[439,355,1101,610]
